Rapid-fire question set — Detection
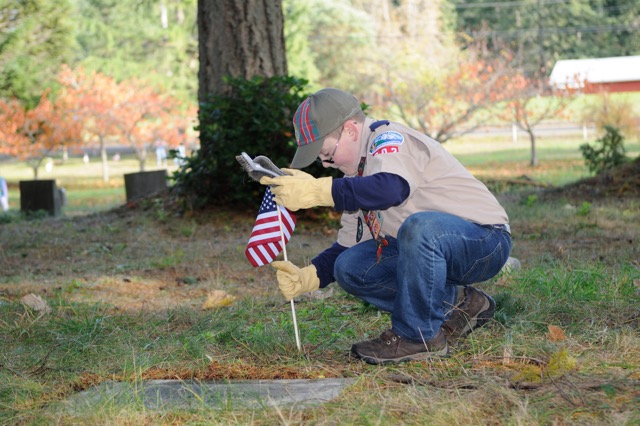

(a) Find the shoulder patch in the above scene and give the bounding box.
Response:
[369,131,404,156]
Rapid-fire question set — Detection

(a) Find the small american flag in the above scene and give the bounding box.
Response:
[245,187,296,267]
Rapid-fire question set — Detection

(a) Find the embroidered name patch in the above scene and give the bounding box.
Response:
[369,131,404,156]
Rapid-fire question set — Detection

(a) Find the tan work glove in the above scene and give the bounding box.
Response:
[260,168,334,211]
[271,261,320,301]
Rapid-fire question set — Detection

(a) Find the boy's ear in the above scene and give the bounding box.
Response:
[344,120,359,137]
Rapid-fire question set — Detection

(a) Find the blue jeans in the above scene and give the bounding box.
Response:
[334,211,512,341]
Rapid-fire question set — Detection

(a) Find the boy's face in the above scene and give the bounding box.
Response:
[317,121,361,176]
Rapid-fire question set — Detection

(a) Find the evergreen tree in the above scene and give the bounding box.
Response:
[453,0,640,73]
[72,0,198,102]
[0,0,75,107]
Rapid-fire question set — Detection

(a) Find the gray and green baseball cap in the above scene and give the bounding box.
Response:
[291,88,361,168]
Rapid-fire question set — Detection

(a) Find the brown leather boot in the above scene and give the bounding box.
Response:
[443,286,496,340]
[351,329,449,365]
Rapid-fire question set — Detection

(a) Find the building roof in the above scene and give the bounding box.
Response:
[549,55,640,87]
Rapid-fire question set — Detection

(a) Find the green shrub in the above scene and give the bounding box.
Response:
[170,75,310,209]
[0,212,14,224]
[579,125,628,175]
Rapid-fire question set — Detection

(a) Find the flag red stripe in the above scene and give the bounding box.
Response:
[245,188,297,267]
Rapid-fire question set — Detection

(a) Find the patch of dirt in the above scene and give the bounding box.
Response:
[0,203,336,312]
[68,356,366,393]
[540,156,640,202]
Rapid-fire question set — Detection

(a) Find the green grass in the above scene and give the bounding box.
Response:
[1,258,638,423]
[445,135,640,187]
[448,136,640,164]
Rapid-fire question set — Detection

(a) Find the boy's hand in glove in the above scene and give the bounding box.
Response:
[260,169,333,211]
[271,261,320,301]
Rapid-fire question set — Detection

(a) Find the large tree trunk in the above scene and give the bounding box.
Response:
[197,0,286,101]
[198,0,287,156]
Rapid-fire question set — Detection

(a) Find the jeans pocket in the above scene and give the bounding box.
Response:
[460,242,505,283]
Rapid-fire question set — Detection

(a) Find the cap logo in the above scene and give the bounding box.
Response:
[293,98,320,147]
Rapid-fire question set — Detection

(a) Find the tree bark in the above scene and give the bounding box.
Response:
[197,0,287,102]
[527,129,538,167]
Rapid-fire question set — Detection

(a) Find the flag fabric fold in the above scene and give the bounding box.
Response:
[245,187,296,267]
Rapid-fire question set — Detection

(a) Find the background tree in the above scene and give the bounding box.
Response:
[111,79,187,172]
[283,0,375,94]
[281,0,321,89]
[0,93,82,178]
[3,0,637,112]
[72,0,198,102]
[1,0,199,108]
[0,0,75,107]
[379,51,522,143]
[185,0,291,207]
[58,66,120,182]
[453,0,640,74]
[507,71,579,166]
[57,65,190,175]
[197,0,287,97]
[283,0,458,104]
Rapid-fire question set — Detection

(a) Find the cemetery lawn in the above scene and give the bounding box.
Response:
[0,154,639,424]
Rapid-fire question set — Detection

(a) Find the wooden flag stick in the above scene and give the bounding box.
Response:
[277,206,301,352]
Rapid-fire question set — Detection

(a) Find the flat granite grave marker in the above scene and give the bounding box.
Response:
[67,378,354,411]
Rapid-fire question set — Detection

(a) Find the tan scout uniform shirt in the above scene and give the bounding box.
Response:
[337,118,509,248]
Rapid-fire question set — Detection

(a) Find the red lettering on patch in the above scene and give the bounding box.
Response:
[371,146,399,156]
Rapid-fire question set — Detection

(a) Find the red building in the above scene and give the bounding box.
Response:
[549,56,640,94]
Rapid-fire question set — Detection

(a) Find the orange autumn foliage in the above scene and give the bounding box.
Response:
[0,65,196,181]
[0,92,82,178]
[57,65,121,148]
[57,65,194,172]
[383,57,524,143]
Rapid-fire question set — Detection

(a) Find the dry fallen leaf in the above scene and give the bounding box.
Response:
[201,290,236,310]
[302,288,334,300]
[21,293,51,314]
[547,324,566,342]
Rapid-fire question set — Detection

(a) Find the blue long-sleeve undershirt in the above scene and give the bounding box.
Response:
[312,172,410,287]
[331,172,410,212]
[311,242,346,288]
